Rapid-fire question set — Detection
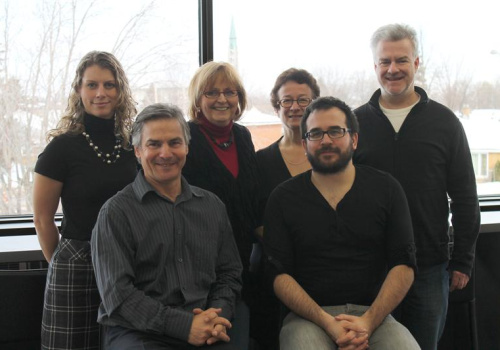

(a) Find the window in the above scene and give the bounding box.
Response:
[2,0,500,217]
[472,153,488,178]
[212,0,500,197]
[0,0,199,215]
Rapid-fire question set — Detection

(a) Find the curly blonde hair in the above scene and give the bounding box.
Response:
[187,61,247,122]
[48,51,137,148]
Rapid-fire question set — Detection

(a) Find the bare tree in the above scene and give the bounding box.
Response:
[432,59,473,113]
[469,80,500,110]
[0,0,195,215]
[1,1,28,214]
[315,67,378,109]
[415,28,429,91]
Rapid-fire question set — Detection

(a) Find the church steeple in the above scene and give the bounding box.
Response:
[228,17,239,70]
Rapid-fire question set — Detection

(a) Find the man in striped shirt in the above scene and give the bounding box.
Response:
[91,103,243,350]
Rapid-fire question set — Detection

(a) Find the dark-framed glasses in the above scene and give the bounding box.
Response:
[303,127,351,141]
[203,90,239,99]
[278,97,312,108]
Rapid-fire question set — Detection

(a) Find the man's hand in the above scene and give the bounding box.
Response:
[450,270,470,292]
[334,314,373,349]
[188,308,232,346]
[319,311,369,350]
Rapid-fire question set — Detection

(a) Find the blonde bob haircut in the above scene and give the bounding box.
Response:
[187,61,247,122]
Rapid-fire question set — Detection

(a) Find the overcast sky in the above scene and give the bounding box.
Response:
[212,0,500,91]
[3,0,500,92]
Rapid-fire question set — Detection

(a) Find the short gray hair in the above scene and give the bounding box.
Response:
[131,103,190,147]
[370,23,419,59]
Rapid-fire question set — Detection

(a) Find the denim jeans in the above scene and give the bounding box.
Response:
[227,301,250,350]
[280,304,420,350]
[394,261,449,350]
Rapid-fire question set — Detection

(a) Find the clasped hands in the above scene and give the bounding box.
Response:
[323,313,372,350]
[188,307,232,346]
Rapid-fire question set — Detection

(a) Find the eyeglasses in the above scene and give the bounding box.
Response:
[303,127,351,141]
[278,97,312,108]
[203,90,239,99]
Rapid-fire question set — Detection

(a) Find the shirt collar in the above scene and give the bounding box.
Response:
[132,170,205,203]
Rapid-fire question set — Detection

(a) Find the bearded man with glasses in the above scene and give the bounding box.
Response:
[263,96,420,350]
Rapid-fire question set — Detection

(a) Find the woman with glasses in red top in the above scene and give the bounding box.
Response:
[183,61,261,350]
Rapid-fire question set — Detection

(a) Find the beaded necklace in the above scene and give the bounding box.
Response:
[82,131,122,164]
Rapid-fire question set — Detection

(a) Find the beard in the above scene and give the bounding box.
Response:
[307,142,354,174]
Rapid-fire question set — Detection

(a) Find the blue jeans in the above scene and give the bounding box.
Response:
[394,262,449,350]
[227,301,250,350]
[280,304,420,350]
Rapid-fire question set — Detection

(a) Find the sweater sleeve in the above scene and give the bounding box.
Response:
[446,121,480,275]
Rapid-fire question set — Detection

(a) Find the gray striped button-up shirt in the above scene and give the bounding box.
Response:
[91,171,242,341]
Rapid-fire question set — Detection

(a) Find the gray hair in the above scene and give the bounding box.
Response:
[370,23,419,59]
[131,103,190,147]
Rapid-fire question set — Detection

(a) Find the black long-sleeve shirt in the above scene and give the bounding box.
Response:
[354,87,480,275]
[264,166,416,307]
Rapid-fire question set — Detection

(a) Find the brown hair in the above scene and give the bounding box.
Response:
[270,68,320,111]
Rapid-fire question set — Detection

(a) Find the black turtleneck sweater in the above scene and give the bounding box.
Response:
[35,114,137,241]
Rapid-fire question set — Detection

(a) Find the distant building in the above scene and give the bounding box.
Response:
[460,109,500,182]
[237,108,281,150]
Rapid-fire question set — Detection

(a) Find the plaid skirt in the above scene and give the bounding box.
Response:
[41,238,101,350]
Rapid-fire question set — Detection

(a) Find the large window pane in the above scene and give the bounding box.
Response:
[213,0,500,196]
[0,0,198,215]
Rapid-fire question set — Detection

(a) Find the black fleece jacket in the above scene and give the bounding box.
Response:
[353,87,480,275]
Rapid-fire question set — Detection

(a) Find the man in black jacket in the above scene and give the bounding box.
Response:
[353,23,480,350]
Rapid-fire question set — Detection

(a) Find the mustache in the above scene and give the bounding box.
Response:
[315,146,340,155]
[385,73,404,79]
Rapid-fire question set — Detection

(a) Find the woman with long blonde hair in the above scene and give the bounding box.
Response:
[33,51,138,350]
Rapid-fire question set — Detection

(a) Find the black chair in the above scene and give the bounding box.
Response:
[0,268,47,350]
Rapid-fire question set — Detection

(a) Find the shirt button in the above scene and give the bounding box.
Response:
[178,258,183,263]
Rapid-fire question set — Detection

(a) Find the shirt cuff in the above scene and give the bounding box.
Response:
[208,299,235,320]
[390,243,417,272]
[163,308,194,341]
